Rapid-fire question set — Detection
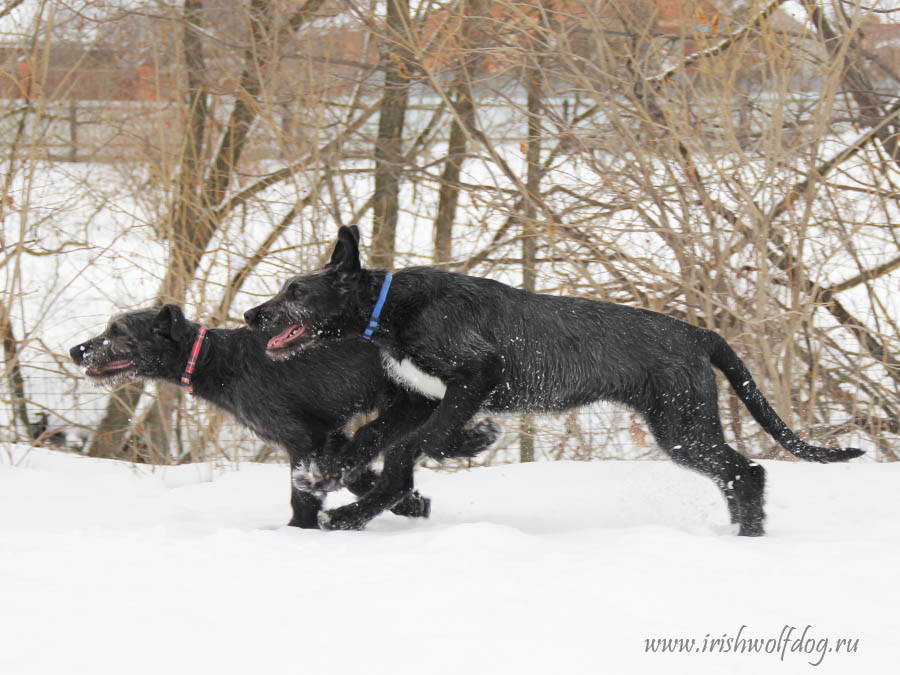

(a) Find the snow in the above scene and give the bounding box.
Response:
[1,446,895,674]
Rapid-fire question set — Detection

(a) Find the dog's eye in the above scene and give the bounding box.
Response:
[291,287,306,300]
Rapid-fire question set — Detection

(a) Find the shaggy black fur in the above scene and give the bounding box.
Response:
[70,305,499,528]
[244,226,864,536]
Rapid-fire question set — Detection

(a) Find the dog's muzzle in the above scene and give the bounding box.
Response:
[243,306,263,328]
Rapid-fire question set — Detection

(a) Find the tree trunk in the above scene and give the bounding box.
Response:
[519,63,542,464]
[371,0,410,269]
[0,300,36,441]
[433,87,470,267]
[89,0,211,460]
[90,383,144,459]
[803,1,900,165]
[89,0,327,461]
[433,0,483,268]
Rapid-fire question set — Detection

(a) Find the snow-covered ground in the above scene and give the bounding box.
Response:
[1,446,895,674]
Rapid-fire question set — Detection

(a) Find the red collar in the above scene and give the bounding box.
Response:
[180,327,207,395]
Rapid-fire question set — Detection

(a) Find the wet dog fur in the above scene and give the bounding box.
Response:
[70,305,499,528]
[244,226,863,535]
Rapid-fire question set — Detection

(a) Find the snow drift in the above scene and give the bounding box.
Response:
[0,446,895,674]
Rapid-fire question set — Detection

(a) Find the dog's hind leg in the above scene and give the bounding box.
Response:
[644,391,766,536]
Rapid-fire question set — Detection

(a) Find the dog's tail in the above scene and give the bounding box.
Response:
[424,419,501,460]
[707,333,863,463]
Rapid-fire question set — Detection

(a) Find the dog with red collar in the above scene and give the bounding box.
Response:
[71,305,500,528]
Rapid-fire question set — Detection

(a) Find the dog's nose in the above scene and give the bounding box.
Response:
[243,306,260,327]
[69,343,87,364]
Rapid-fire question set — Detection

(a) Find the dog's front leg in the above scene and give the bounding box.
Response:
[345,467,432,519]
[319,373,499,530]
[327,390,436,482]
[288,484,324,528]
[316,411,392,482]
[317,433,419,530]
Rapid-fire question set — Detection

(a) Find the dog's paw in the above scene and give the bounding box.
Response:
[470,418,502,445]
[390,491,431,519]
[448,418,502,458]
[317,507,366,531]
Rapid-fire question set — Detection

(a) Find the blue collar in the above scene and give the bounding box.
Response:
[362,272,392,340]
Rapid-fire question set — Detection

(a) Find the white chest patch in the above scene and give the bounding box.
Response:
[382,353,447,400]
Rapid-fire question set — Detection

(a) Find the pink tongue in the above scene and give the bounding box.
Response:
[87,360,133,376]
[267,324,303,350]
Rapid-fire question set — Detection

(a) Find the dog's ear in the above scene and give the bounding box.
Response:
[153,304,191,342]
[327,226,362,280]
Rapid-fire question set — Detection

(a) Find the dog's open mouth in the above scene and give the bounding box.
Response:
[266,324,306,353]
[85,360,135,378]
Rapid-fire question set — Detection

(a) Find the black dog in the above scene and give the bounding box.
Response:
[70,305,499,528]
[244,226,863,536]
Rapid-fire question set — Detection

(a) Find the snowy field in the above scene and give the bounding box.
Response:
[1,446,896,674]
